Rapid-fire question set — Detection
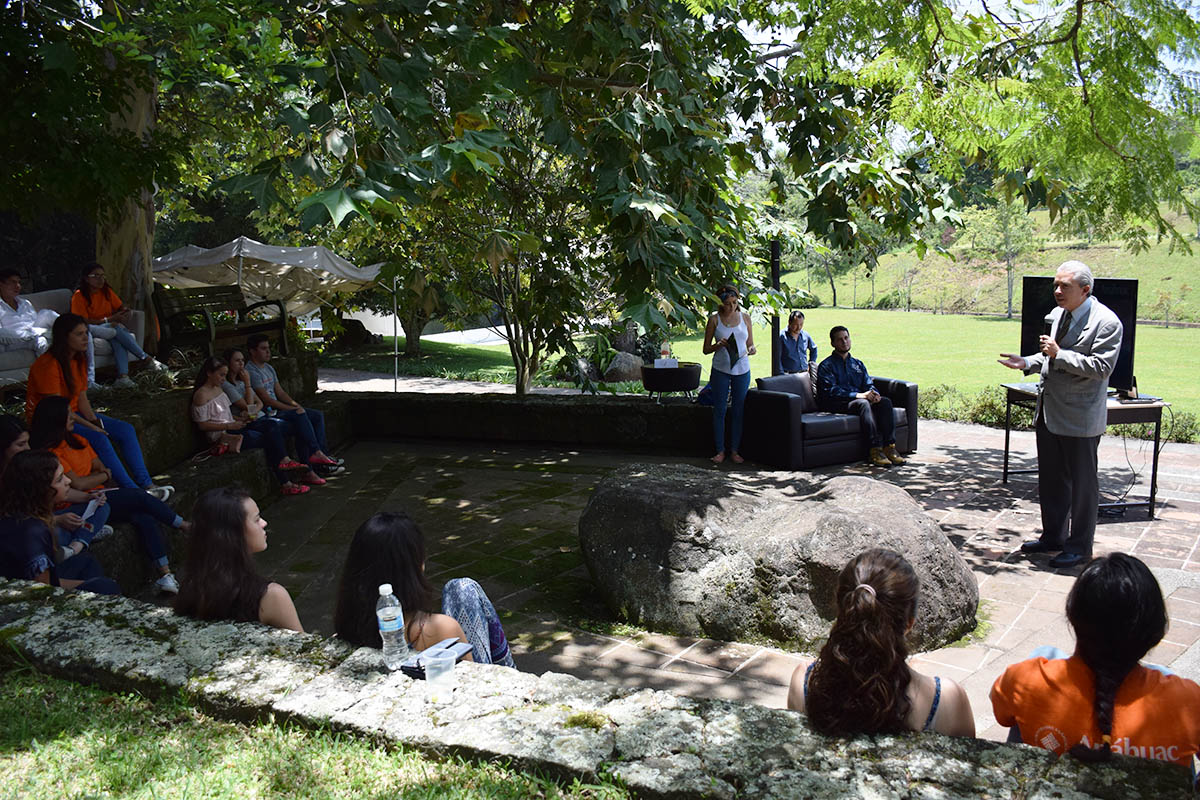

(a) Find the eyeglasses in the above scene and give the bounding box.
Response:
[87,273,105,280]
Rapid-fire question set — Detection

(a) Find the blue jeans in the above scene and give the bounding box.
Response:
[76,413,153,489]
[105,487,181,568]
[234,416,291,481]
[87,323,147,380]
[56,499,112,549]
[709,369,750,454]
[58,552,120,595]
[279,407,326,462]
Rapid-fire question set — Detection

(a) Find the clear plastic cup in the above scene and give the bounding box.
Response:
[424,650,456,702]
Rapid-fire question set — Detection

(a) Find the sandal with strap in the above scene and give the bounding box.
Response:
[281,483,310,496]
[300,474,327,486]
[278,459,306,471]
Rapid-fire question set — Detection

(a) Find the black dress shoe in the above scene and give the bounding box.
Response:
[1020,540,1062,554]
[1049,552,1087,569]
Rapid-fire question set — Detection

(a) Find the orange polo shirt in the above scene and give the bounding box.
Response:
[51,437,101,486]
[991,655,1200,767]
[25,353,88,422]
[70,287,122,321]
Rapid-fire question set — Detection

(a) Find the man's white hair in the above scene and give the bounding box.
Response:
[1057,260,1094,290]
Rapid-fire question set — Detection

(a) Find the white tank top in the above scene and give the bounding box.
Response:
[712,313,750,376]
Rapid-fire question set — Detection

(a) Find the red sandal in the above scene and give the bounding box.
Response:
[281,483,310,496]
[278,459,306,471]
[300,474,327,486]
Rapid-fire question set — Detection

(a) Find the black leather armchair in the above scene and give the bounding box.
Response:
[740,372,918,469]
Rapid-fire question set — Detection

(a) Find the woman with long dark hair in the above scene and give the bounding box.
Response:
[787,549,974,736]
[174,486,302,631]
[0,449,118,594]
[71,261,167,389]
[25,313,171,500]
[702,284,756,464]
[334,511,514,666]
[191,356,311,495]
[991,553,1200,767]
[31,396,185,594]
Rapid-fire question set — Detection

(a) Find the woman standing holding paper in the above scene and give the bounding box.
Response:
[702,284,756,464]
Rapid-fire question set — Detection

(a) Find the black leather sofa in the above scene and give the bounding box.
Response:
[740,372,918,469]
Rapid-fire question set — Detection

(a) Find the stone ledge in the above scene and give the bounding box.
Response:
[0,579,1190,799]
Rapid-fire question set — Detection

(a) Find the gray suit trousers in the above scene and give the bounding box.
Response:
[1035,417,1100,556]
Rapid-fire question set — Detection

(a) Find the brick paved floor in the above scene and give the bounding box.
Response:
[254,373,1200,742]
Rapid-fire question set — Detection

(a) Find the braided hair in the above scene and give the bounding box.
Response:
[806,549,920,735]
[1065,553,1168,762]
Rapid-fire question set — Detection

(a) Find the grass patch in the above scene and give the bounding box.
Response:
[0,666,628,799]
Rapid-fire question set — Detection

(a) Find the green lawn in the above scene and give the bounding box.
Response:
[788,208,1200,323]
[0,667,626,800]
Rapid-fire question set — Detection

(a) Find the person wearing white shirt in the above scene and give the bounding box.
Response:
[0,269,57,355]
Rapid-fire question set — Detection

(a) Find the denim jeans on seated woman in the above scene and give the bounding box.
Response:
[86,322,148,380]
[104,487,181,569]
[56,498,112,549]
[233,416,291,481]
[76,413,153,490]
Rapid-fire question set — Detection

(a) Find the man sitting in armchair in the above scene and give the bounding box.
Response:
[816,325,906,467]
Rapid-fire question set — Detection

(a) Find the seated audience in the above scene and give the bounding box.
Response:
[31,396,185,594]
[25,313,172,500]
[788,548,974,737]
[0,449,119,595]
[174,486,303,631]
[194,355,318,493]
[0,269,57,356]
[222,347,267,419]
[334,511,514,666]
[991,553,1200,768]
[70,262,166,389]
[245,333,343,480]
[1,413,111,559]
[816,325,905,468]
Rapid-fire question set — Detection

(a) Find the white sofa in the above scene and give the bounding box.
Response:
[0,288,146,387]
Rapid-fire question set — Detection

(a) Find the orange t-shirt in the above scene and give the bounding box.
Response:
[25,352,88,422]
[991,656,1200,767]
[70,287,122,321]
[51,437,102,487]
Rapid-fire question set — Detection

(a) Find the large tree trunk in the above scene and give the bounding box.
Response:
[96,77,157,350]
[400,309,430,356]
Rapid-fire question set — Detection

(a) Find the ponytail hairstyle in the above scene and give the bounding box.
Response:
[49,314,88,397]
[30,396,86,451]
[1065,553,1168,763]
[806,549,920,736]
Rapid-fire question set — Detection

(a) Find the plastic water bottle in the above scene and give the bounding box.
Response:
[376,583,409,670]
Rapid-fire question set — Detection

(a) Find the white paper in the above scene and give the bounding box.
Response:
[82,499,100,521]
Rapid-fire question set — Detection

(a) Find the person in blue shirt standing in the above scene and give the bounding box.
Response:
[816,326,905,467]
[779,311,817,374]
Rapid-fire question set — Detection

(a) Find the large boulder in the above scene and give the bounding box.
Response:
[603,351,644,383]
[578,464,978,651]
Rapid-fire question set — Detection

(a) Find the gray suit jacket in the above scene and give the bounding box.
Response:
[1023,298,1123,438]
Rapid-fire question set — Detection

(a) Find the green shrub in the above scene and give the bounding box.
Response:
[874,290,903,310]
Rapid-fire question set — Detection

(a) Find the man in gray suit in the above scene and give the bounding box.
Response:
[999,261,1123,568]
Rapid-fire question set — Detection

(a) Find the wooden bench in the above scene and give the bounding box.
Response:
[153,285,288,358]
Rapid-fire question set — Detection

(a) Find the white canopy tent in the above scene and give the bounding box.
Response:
[153,236,407,390]
[152,236,382,316]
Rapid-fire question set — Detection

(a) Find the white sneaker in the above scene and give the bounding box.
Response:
[146,485,174,502]
[156,573,180,594]
[92,524,114,541]
[148,358,170,372]
[113,375,136,389]
[88,380,102,392]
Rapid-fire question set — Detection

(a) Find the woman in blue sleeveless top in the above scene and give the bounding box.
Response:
[787,549,975,737]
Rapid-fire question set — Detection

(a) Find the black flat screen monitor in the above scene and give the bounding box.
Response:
[1020,276,1137,393]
